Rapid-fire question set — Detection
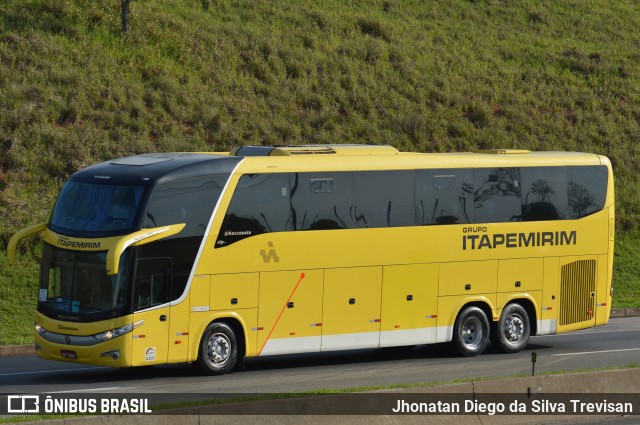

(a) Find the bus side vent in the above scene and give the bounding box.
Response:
[559,260,596,326]
[284,147,337,155]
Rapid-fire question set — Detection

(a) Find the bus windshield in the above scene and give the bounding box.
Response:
[50,181,145,235]
[38,245,130,322]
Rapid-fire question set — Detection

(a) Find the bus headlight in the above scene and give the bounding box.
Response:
[35,322,47,335]
[93,320,144,342]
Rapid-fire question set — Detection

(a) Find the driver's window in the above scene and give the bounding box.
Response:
[134,258,171,311]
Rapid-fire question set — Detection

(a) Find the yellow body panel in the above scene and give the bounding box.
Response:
[439,260,498,296]
[596,254,610,326]
[131,306,170,366]
[210,273,259,310]
[167,296,191,363]
[380,264,439,347]
[498,258,543,293]
[540,257,560,333]
[257,270,323,355]
[322,267,382,350]
[190,275,211,311]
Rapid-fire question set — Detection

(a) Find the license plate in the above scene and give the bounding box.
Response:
[61,350,77,359]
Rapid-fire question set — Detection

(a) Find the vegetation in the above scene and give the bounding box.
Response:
[1,0,639,344]
[613,232,640,308]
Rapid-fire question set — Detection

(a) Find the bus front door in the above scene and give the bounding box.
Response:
[131,257,171,366]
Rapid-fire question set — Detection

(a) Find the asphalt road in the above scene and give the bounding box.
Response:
[1,317,639,395]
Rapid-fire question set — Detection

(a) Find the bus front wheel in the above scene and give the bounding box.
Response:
[452,306,490,357]
[492,303,530,353]
[196,322,237,375]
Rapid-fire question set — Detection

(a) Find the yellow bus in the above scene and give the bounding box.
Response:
[8,145,614,375]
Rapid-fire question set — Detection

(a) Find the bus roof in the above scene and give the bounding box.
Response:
[229,145,609,174]
[69,146,609,183]
[70,153,242,185]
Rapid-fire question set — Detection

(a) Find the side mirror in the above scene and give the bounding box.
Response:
[7,223,47,265]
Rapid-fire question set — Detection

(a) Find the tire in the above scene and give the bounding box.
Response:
[452,306,490,357]
[491,303,530,353]
[196,322,238,375]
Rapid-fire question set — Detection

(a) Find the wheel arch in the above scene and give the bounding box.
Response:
[212,316,246,358]
[439,297,496,344]
[190,313,250,362]
[453,299,495,330]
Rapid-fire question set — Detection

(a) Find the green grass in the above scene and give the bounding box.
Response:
[612,232,640,307]
[0,249,39,345]
[1,0,640,344]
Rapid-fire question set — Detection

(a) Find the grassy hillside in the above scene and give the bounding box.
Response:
[1,0,639,344]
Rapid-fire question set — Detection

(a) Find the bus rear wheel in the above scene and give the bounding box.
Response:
[452,306,490,357]
[492,303,530,353]
[196,322,237,375]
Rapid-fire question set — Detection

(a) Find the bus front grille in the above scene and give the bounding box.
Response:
[559,260,596,326]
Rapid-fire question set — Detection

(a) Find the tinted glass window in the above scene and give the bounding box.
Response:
[567,166,608,218]
[521,167,568,221]
[38,247,130,321]
[51,182,145,235]
[353,171,414,228]
[415,169,473,225]
[474,168,522,223]
[217,173,290,246]
[290,172,354,230]
[134,257,171,311]
[143,175,228,237]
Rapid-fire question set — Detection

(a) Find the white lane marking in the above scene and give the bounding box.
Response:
[0,367,104,377]
[48,387,124,393]
[549,348,640,357]
[534,328,640,338]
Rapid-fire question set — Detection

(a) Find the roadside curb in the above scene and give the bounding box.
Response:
[0,344,34,357]
[2,309,638,357]
[609,307,640,318]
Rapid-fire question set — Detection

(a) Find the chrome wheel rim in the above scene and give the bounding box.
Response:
[205,332,231,368]
[504,314,524,342]
[461,317,484,349]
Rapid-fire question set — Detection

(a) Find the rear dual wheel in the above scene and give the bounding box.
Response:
[491,303,530,353]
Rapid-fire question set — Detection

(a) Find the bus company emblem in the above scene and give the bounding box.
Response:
[56,236,101,249]
[260,242,280,263]
[64,335,71,345]
[462,229,577,250]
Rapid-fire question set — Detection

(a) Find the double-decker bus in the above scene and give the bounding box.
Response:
[8,145,614,375]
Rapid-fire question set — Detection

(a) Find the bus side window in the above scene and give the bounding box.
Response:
[521,167,568,221]
[134,258,171,311]
[144,175,227,236]
[217,173,290,246]
[415,169,473,225]
[290,172,354,231]
[474,168,521,223]
[353,171,414,228]
[567,166,608,219]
